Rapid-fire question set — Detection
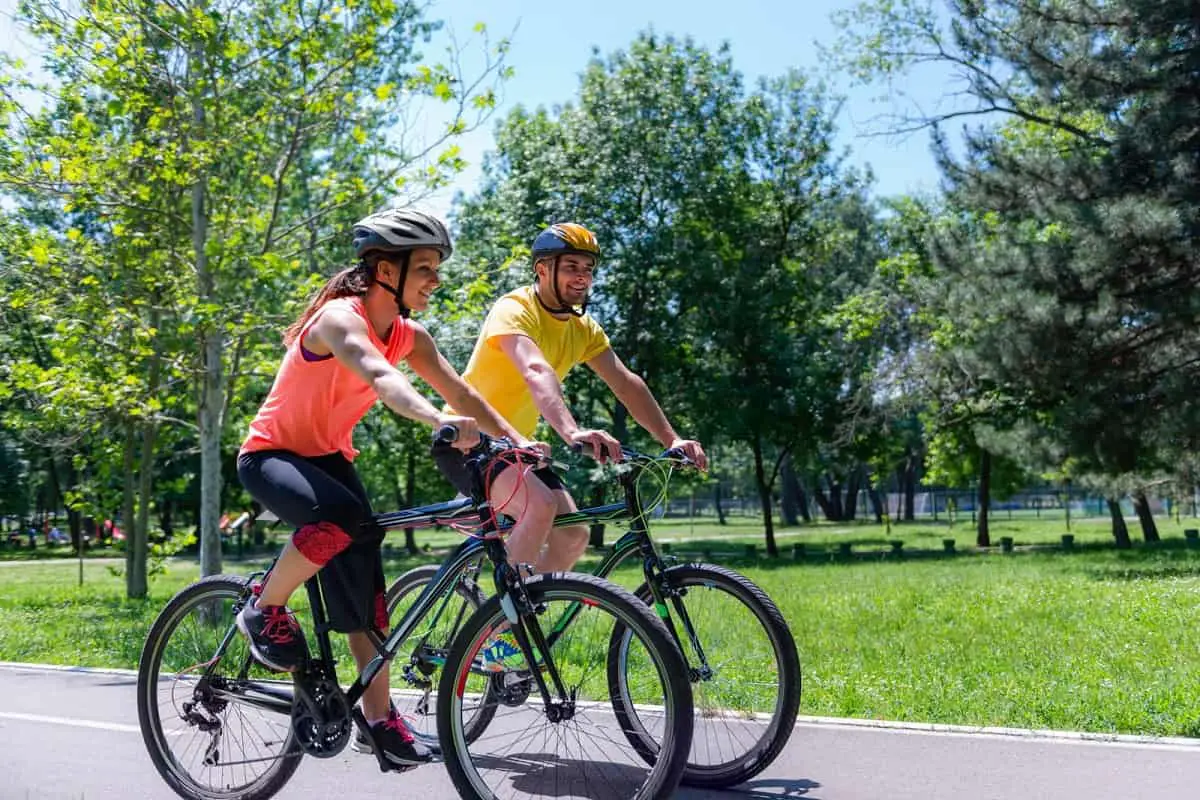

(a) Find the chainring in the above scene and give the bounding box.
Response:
[291,675,352,758]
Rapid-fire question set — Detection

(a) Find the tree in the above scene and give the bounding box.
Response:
[834,0,1200,545]
[2,0,508,587]
[453,36,865,555]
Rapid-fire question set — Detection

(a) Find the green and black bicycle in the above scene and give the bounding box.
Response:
[386,440,801,789]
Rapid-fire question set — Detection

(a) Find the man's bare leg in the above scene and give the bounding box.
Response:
[489,468,557,568]
[536,490,589,573]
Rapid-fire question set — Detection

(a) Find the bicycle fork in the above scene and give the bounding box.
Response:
[486,540,576,721]
[645,565,715,683]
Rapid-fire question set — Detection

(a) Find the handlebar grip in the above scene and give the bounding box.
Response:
[433,424,459,444]
[569,443,584,454]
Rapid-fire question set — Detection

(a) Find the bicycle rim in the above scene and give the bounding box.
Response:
[386,565,498,742]
[616,564,800,787]
[439,573,692,800]
[137,576,300,800]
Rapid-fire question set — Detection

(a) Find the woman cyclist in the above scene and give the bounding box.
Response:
[234,208,533,768]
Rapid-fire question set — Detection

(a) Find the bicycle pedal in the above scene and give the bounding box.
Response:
[385,763,421,774]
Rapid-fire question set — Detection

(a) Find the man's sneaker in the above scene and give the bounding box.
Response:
[479,631,541,672]
[235,598,307,673]
[368,711,434,767]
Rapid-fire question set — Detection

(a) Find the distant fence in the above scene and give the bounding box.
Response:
[660,487,1200,522]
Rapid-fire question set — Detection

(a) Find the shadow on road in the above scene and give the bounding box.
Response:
[680,777,821,799]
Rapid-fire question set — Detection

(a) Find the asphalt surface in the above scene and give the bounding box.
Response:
[2,664,1199,800]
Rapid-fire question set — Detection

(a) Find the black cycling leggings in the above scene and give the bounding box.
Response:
[237,449,386,634]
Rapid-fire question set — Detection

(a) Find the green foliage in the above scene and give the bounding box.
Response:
[0,0,508,587]
[451,33,871,546]
[832,0,1199,541]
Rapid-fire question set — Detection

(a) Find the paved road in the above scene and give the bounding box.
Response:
[2,664,1199,800]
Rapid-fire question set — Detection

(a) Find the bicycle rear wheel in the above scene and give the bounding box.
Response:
[385,563,498,742]
[611,563,801,788]
[137,575,301,800]
[438,572,693,800]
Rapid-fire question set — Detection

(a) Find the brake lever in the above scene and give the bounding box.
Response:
[660,447,695,469]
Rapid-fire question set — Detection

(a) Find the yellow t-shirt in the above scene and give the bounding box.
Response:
[458,285,611,439]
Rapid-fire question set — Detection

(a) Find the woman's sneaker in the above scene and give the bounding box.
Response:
[235,598,307,673]
[353,725,440,758]
[367,711,434,767]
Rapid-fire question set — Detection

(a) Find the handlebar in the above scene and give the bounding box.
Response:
[432,425,544,465]
[569,441,695,469]
[437,424,692,470]
[433,424,460,444]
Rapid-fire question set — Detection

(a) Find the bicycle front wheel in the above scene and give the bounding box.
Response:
[612,562,801,788]
[137,575,301,800]
[438,572,694,800]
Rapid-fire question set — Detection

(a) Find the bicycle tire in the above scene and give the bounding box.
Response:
[385,564,499,741]
[437,572,694,800]
[137,575,302,800]
[611,562,800,788]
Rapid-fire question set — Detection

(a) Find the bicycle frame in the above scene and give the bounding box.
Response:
[202,497,487,718]
[545,460,712,674]
[448,452,710,675]
[210,455,582,723]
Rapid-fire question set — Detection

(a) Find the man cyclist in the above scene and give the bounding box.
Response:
[433,222,707,587]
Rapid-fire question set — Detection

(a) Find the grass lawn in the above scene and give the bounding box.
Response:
[645,513,1200,553]
[2,520,1200,737]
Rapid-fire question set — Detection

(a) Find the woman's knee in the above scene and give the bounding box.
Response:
[292,521,352,566]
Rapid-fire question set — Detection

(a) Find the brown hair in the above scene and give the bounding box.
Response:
[282,254,394,346]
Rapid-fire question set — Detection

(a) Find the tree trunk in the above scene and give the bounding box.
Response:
[1107,498,1132,549]
[868,481,884,523]
[843,466,862,521]
[159,499,175,541]
[121,420,137,595]
[130,311,163,599]
[1132,490,1160,542]
[977,449,992,548]
[811,476,835,521]
[779,455,801,526]
[192,63,223,579]
[713,481,726,525]
[132,419,158,598]
[588,485,607,547]
[404,447,417,554]
[751,435,778,557]
[612,401,629,444]
[903,454,917,521]
[827,474,844,521]
[796,477,812,522]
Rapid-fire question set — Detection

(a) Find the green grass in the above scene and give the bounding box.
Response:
[644,514,1200,554]
[3,526,1200,737]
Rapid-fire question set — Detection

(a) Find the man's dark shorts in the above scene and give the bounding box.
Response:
[431,440,565,499]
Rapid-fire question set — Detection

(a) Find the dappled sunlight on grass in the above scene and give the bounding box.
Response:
[2,541,1200,736]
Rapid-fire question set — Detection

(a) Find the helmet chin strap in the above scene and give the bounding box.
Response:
[534,255,587,317]
[371,252,411,318]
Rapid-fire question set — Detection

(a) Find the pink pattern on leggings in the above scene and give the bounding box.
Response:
[292,521,351,565]
[374,591,389,631]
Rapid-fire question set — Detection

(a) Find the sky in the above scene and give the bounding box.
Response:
[414,0,963,218]
[0,0,964,219]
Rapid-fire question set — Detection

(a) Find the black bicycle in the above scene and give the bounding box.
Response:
[136,429,694,800]
[386,442,801,789]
